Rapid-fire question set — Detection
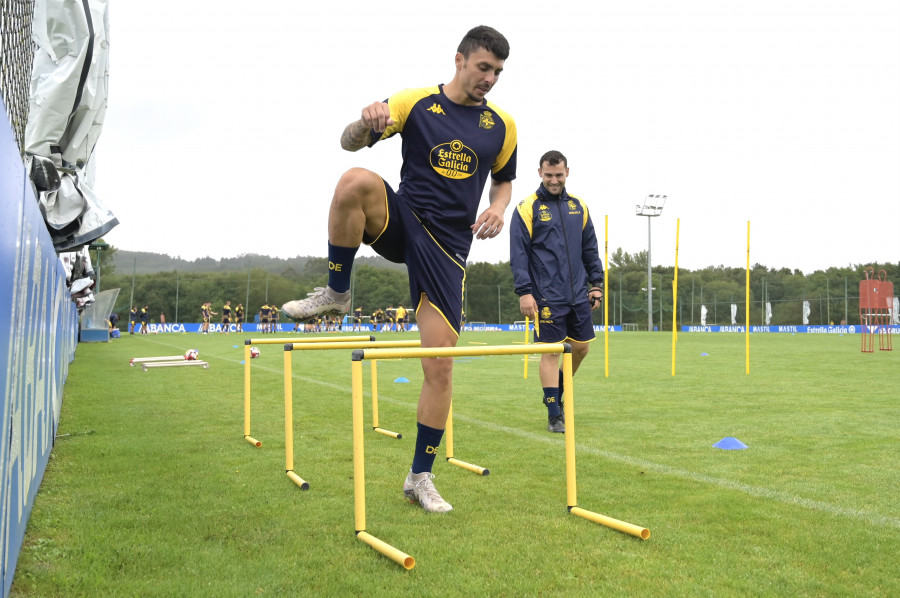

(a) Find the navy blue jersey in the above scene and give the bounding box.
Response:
[371,84,517,260]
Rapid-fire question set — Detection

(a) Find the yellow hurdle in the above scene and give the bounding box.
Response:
[282,339,421,490]
[349,343,649,569]
[242,335,374,446]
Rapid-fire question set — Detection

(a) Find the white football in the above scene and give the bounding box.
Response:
[250,347,261,358]
[184,349,199,361]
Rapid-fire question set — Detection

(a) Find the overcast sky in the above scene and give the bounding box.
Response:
[94,0,900,274]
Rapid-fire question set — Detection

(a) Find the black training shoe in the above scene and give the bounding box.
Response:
[547,415,565,433]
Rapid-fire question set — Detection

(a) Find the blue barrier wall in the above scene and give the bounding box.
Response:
[0,109,78,597]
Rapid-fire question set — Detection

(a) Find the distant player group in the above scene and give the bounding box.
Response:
[355,304,410,332]
[199,300,246,334]
[192,300,411,333]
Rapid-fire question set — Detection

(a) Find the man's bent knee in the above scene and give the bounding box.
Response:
[334,168,382,205]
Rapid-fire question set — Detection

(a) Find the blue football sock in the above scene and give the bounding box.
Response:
[543,387,561,418]
[411,422,444,474]
[327,242,358,293]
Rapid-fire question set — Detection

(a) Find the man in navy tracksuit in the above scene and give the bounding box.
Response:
[510,150,604,433]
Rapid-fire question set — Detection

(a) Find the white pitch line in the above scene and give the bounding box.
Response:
[241,357,900,531]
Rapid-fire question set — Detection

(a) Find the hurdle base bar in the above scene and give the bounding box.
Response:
[356,531,415,570]
[447,457,489,476]
[142,360,208,371]
[373,427,402,439]
[286,470,310,490]
[569,506,650,540]
[244,435,262,448]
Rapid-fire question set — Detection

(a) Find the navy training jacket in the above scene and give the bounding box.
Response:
[510,185,605,306]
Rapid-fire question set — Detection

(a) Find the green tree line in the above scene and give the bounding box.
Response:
[95,244,897,330]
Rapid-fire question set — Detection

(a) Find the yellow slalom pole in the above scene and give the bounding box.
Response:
[672,218,680,376]
[523,316,529,379]
[283,348,308,490]
[604,215,609,378]
[746,221,751,375]
[445,402,488,476]
[570,508,650,540]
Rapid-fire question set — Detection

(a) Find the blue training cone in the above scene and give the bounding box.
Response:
[713,437,748,450]
[394,377,410,383]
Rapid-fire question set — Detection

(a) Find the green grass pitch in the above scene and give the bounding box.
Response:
[11,330,899,596]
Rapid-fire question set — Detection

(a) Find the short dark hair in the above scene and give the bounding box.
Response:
[458,26,509,60]
[540,150,567,168]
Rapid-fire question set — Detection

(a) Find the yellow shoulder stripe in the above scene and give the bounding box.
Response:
[381,86,440,140]
[486,100,516,173]
[516,194,538,237]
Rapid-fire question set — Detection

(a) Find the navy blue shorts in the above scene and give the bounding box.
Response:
[363,180,466,334]
[535,301,596,345]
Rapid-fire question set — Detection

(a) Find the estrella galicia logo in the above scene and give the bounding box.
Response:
[431,139,478,179]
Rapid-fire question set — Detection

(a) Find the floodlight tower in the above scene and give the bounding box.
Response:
[635,195,667,331]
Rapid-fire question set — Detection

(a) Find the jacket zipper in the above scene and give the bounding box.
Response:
[556,196,577,306]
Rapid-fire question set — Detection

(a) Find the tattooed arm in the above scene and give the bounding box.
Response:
[340,101,392,152]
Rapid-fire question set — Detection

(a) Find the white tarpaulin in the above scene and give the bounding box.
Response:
[765,302,772,325]
[730,303,737,325]
[25,0,116,252]
[700,305,707,326]
[803,301,811,325]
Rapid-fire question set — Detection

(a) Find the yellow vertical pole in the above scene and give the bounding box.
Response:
[352,359,366,533]
[243,344,251,436]
[746,221,751,375]
[562,350,577,509]
[284,348,293,472]
[371,360,380,429]
[604,215,609,378]
[523,316,529,379]
[672,218,680,376]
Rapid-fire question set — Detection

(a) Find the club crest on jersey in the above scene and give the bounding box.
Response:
[479,111,495,129]
[538,204,552,222]
[431,139,478,179]
[541,306,552,320]
[568,200,579,211]
[427,103,446,115]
